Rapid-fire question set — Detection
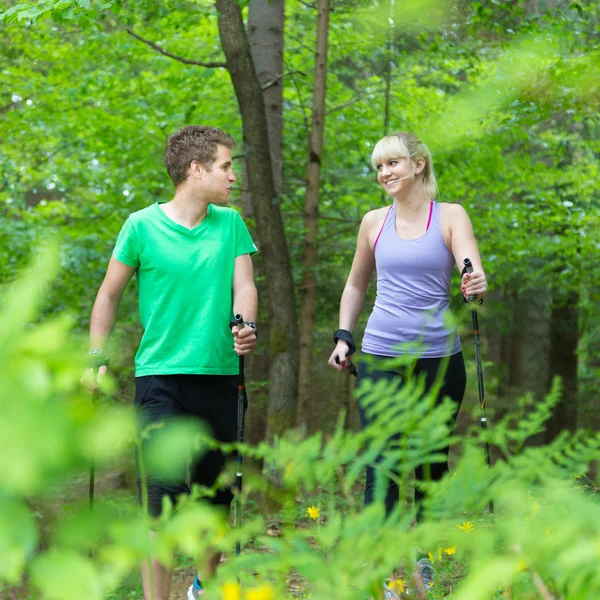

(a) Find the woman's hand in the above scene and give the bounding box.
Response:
[328,340,350,371]
[462,271,487,302]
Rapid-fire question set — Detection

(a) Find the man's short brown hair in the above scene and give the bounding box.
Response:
[164,125,235,187]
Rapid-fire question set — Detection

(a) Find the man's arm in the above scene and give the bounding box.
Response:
[82,257,136,390]
[90,257,137,350]
[232,253,258,356]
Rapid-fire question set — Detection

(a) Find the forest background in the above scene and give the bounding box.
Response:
[1,0,600,599]
[1,0,598,443]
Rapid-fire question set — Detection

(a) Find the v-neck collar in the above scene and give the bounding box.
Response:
[155,201,213,235]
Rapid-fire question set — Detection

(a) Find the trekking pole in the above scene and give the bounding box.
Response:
[335,356,357,378]
[89,412,96,510]
[463,258,494,515]
[89,366,99,510]
[232,314,247,555]
[86,354,109,511]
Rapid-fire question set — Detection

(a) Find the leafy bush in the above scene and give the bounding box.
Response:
[2,250,600,600]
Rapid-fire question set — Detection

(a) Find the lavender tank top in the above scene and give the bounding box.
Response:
[361,201,461,358]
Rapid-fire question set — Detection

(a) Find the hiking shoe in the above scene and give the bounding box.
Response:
[383,585,400,600]
[416,558,435,590]
[187,582,205,599]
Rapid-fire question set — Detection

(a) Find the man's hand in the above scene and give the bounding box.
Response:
[232,325,257,356]
[80,365,108,395]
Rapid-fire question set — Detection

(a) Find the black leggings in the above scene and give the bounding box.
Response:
[357,351,466,518]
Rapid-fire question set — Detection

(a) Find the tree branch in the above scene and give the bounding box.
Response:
[287,211,360,223]
[284,59,310,137]
[297,0,317,8]
[326,96,362,115]
[126,29,227,68]
[262,70,306,91]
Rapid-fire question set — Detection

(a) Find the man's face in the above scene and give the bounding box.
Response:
[198,144,236,205]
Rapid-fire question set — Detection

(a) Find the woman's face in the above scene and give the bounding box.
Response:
[376,156,421,196]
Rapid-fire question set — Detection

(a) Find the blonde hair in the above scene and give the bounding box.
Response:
[371,132,438,199]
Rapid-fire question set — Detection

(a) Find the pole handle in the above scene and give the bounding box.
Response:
[462,258,477,303]
[335,355,358,378]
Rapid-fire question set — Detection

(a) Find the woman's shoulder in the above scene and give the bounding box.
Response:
[362,205,391,228]
[439,201,470,222]
[360,206,392,248]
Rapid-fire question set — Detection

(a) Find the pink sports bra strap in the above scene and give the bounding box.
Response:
[373,205,393,253]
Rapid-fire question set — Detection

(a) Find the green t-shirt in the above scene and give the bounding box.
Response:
[113,202,257,376]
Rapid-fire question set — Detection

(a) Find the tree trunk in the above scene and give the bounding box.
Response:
[297,0,330,427]
[524,0,539,16]
[512,290,551,399]
[216,0,299,439]
[248,0,285,193]
[545,291,579,441]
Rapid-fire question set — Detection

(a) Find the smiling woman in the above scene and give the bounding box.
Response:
[372,132,439,200]
[328,130,487,536]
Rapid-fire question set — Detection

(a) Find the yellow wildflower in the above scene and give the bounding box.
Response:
[443,546,457,556]
[307,505,320,520]
[221,582,242,600]
[517,559,528,572]
[285,463,293,478]
[214,525,227,544]
[387,579,406,593]
[428,548,442,564]
[532,502,540,515]
[457,521,474,532]
[246,584,275,600]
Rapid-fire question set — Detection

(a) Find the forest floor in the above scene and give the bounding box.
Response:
[2,456,321,600]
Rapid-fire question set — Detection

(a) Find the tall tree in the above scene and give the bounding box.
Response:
[216,0,299,439]
[248,0,285,193]
[547,289,579,439]
[297,0,330,425]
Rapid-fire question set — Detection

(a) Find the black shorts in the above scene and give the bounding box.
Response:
[135,374,239,517]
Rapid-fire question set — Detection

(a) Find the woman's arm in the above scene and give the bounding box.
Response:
[447,204,487,301]
[328,212,377,370]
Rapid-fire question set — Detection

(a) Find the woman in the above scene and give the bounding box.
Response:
[328,132,487,519]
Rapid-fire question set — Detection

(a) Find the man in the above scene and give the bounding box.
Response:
[82,125,258,599]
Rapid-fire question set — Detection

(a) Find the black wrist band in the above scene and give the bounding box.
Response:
[333,329,356,356]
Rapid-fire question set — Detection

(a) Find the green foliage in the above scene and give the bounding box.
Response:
[1,248,600,599]
[1,0,598,400]
[1,1,599,594]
